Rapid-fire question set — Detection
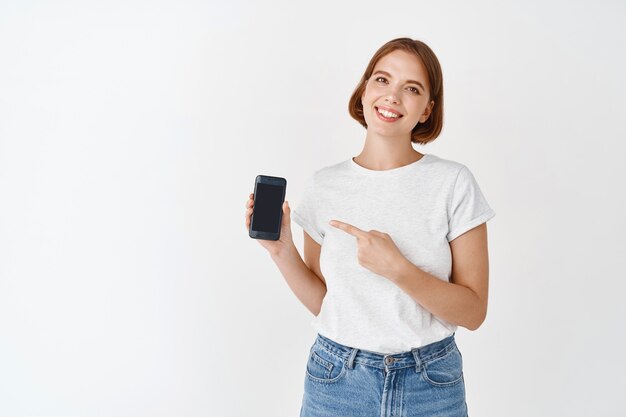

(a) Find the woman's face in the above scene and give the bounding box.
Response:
[361,49,434,137]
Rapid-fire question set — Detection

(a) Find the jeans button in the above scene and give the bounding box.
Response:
[385,357,393,365]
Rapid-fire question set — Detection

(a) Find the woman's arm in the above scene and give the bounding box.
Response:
[271,236,327,317]
[388,223,490,330]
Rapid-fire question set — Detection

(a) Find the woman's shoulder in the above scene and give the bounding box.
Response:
[423,153,468,173]
[424,154,490,192]
[309,159,353,179]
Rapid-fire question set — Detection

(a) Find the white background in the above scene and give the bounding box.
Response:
[1,0,625,416]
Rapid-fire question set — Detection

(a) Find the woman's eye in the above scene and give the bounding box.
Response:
[375,77,420,94]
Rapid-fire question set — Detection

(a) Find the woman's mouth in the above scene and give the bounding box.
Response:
[375,106,403,122]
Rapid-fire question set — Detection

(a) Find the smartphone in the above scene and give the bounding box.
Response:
[249,175,287,241]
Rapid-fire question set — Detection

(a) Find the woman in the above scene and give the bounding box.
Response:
[245,37,495,417]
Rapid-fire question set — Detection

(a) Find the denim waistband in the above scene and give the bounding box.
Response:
[314,332,457,372]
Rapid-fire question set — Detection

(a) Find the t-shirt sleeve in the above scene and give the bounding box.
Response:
[291,174,325,245]
[446,165,496,242]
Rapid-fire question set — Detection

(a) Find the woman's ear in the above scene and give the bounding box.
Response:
[420,100,434,123]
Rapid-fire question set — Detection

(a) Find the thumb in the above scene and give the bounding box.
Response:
[282,201,290,223]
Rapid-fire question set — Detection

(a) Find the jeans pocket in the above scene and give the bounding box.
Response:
[305,343,347,384]
[422,343,464,387]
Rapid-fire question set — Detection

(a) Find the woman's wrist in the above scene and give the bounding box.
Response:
[269,241,298,261]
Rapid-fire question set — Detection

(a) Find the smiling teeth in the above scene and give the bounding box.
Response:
[377,108,400,118]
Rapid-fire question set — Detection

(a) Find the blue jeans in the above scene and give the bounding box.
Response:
[300,332,468,417]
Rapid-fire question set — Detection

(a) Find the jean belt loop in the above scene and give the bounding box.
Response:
[347,347,358,369]
[411,347,423,372]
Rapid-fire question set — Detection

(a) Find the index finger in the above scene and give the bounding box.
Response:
[329,220,367,238]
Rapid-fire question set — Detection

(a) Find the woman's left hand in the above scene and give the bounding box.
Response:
[329,219,407,280]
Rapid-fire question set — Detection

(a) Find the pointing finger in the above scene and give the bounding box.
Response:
[329,220,367,238]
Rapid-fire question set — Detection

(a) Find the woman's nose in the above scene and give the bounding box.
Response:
[385,87,401,104]
[385,93,400,104]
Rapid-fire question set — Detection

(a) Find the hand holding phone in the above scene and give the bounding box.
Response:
[245,175,294,254]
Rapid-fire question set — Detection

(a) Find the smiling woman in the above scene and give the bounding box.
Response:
[246,37,495,417]
[348,38,444,146]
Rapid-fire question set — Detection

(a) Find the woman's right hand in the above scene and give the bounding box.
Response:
[245,193,295,256]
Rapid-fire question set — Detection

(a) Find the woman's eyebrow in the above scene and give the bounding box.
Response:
[373,70,424,90]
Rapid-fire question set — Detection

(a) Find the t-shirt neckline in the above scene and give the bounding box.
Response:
[349,153,430,176]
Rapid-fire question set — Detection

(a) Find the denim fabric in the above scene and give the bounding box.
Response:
[300,333,468,417]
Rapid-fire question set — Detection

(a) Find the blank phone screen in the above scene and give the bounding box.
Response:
[252,183,283,233]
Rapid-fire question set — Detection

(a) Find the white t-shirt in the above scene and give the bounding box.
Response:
[291,153,496,354]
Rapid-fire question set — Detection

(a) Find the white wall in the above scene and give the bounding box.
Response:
[1,0,624,416]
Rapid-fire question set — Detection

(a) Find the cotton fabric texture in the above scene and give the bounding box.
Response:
[292,153,496,354]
